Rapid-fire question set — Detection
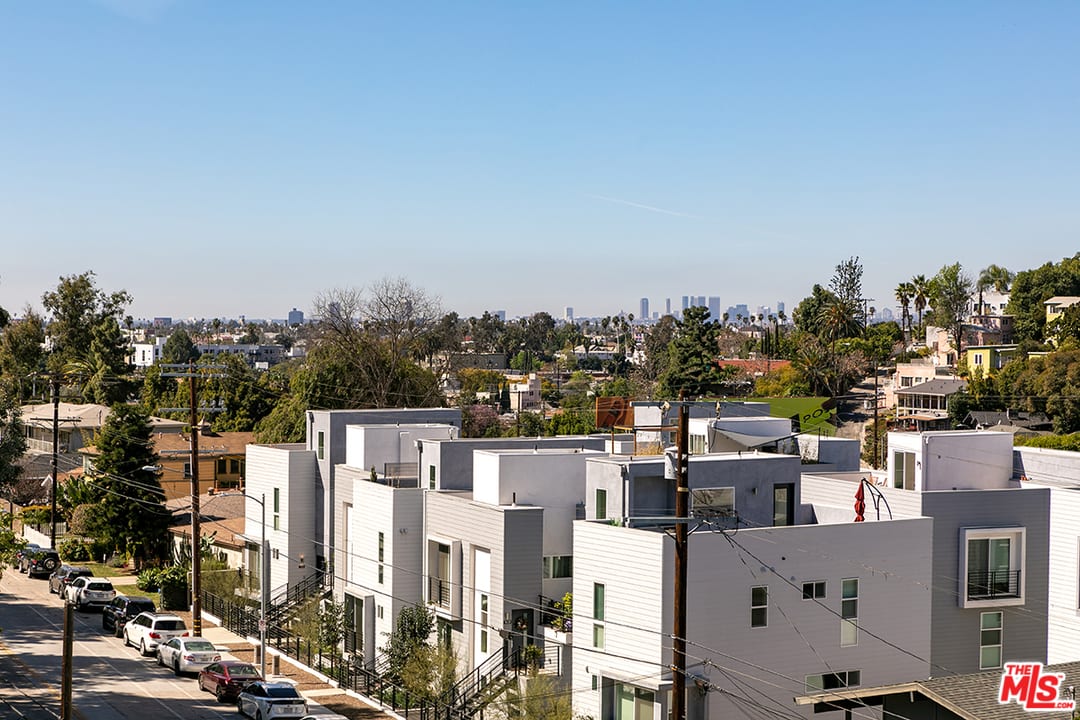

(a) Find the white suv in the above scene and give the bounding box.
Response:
[66,577,116,611]
[124,612,189,656]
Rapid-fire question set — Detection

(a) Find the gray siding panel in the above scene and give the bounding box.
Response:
[922,488,1050,674]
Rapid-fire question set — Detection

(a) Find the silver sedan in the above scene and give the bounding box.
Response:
[155,637,221,675]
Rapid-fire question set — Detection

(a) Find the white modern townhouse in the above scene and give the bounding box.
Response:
[424,446,604,678]
[573,450,934,720]
[242,409,462,605]
[801,430,1051,683]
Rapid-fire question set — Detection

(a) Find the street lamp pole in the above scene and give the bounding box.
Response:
[212,490,268,679]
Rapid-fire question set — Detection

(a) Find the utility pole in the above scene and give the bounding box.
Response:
[60,600,73,719]
[873,366,880,469]
[160,362,226,638]
[188,360,202,637]
[50,376,60,548]
[667,404,690,720]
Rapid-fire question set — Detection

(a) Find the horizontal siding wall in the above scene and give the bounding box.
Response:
[1046,487,1080,663]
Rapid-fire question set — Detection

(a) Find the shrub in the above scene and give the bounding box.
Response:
[137,567,162,591]
[57,539,92,562]
[19,506,51,526]
[106,554,127,569]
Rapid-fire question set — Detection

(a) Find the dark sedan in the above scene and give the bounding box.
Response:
[102,595,157,637]
[198,660,263,702]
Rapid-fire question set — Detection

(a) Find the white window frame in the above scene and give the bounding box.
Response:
[960,527,1026,608]
[980,611,1003,669]
[802,580,826,600]
[841,578,858,646]
[751,586,768,628]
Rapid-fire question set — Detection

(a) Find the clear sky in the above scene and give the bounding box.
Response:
[2,1,1078,322]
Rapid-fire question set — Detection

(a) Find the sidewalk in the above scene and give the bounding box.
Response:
[184,609,393,720]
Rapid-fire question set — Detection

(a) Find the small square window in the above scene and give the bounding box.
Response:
[802,581,826,600]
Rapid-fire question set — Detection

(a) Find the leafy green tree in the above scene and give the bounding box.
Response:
[89,404,169,567]
[201,354,273,432]
[0,381,27,500]
[381,603,435,681]
[0,309,46,402]
[792,284,837,337]
[928,263,975,356]
[468,312,506,354]
[546,408,596,435]
[402,643,458,703]
[162,328,201,365]
[829,256,864,314]
[657,307,736,399]
[42,271,131,365]
[1009,254,1080,343]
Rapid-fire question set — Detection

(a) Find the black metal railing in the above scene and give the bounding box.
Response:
[428,576,451,608]
[265,570,330,625]
[441,644,519,719]
[968,569,1021,600]
[537,594,571,632]
[202,588,504,720]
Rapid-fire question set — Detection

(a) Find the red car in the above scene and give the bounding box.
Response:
[198,660,263,702]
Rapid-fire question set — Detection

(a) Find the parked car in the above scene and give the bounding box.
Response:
[102,595,158,637]
[198,660,263,702]
[48,564,93,594]
[15,543,42,571]
[23,549,61,578]
[123,612,188,656]
[66,577,116,611]
[156,636,221,675]
[238,682,308,719]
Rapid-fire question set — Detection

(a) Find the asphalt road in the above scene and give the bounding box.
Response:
[0,566,243,720]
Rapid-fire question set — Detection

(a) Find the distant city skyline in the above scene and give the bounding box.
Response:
[2,3,1077,322]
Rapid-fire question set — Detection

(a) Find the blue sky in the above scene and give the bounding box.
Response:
[2,1,1078,321]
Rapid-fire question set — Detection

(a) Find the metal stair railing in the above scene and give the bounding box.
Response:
[441,644,519,719]
[265,570,329,625]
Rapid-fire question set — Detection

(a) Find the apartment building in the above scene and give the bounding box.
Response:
[573,450,934,720]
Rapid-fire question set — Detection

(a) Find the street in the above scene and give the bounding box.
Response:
[0,567,243,720]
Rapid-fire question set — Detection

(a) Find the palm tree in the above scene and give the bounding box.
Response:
[976,264,1015,315]
[895,281,914,344]
[911,275,930,329]
[817,299,862,348]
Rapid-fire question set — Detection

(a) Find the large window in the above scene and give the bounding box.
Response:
[615,683,655,720]
[980,612,1003,669]
[841,578,859,646]
[962,528,1025,606]
[893,451,915,490]
[543,556,573,579]
[751,586,768,628]
[773,484,794,526]
[593,583,605,648]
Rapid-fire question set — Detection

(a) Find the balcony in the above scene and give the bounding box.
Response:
[428,575,451,608]
[967,570,1021,601]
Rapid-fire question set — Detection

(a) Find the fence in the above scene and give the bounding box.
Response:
[201,589,514,720]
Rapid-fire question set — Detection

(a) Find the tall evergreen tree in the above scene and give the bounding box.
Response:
[657,306,736,399]
[90,404,168,567]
